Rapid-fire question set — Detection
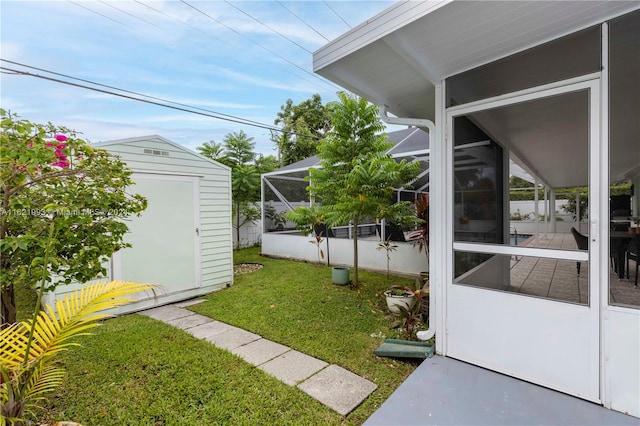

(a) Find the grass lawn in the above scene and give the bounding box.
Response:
[28,247,424,425]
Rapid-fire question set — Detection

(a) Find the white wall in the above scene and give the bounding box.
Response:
[262,233,429,276]
[234,219,262,248]
[605,307,640,418]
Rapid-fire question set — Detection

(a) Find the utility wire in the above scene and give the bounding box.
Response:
[133,0,331,94]
[0,64,321,140]
[69,1,152,37]
[276,1,330,42]
[180,0,341,92]
[323,1,352,29]
[97,0,168,33]
[1,59,269,129]
[223,0,313,54]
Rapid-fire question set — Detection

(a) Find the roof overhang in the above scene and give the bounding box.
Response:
[314,0,639,121]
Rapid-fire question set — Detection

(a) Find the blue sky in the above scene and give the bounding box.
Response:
[1,0,396,156]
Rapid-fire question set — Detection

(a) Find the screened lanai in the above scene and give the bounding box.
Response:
[261,127,430,238]
[260,127,433,275]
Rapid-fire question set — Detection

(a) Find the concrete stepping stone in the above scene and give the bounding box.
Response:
[231,338,291,366]
[259,350,328,386]
[203,327,262,350]
[186,320,237,340]
[139,305,193,322]
[298,365,378,416]
[165,313,214,330]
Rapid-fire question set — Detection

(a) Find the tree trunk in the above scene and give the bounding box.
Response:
[352,217,359,288]
[235,204,241,250]
[1,286,16,326]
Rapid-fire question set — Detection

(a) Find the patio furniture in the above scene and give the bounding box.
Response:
[571,227,588,276]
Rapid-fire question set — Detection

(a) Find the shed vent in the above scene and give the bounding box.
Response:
[143,149,169,156]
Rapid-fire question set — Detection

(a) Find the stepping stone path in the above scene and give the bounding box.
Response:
[139,299,377,416]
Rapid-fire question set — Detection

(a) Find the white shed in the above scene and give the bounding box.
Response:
[44,135,233,314]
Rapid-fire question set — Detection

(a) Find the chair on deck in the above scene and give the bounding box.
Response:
[626,237,639,288]
[571,227,588,276]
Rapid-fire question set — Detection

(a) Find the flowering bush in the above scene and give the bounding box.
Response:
[0,109,147,324]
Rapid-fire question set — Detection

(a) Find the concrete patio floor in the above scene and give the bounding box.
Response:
[508,233,640,307]
[365,356,639,425]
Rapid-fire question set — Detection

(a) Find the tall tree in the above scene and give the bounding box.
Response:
[197,140,229,166]
[231,164,261,249]
[224,130,255,167]
[273,94,331,166]
[287,93,420,287]
[196,132,277,249]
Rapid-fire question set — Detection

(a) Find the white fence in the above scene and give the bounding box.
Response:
[262,233,429,276]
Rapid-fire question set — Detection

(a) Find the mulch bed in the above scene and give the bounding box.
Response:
[234,263,264,275]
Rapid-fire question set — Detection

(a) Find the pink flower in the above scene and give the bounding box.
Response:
[46,142,56,147]
[51,160,70,168]
[55,134,68,142]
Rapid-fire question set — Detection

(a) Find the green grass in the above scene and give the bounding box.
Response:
[26,248,422,425]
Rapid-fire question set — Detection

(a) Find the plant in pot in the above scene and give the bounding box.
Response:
[386,282,427,340]
[384,285,417,315]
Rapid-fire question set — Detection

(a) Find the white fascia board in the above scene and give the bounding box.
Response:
[313,0,451,72]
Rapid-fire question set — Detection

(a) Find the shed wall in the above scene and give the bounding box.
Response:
[44,136,233,315]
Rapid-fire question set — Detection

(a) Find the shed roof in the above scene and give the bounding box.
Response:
[94,134,231,172]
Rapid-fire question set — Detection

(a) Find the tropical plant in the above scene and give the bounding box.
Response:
[296,92,420,288]
[376,237,398,279]
[412,193,429,263]
[309,231,325,264]
[196,140,229,166]
[388,283,427,341]
[264,205,287,230]
[0,280,156,424]
[231,165,261,249]
[223,130,255,167]
[0,109,147,324]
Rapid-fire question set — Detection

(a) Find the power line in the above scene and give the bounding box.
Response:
[276,1,330,42]
[0,61,321,140]
[97,0,168,33]
[223,0,313,54]
[180,0,341,92]
[1,59,270,129]
[323,1,352,29]
[68,1,152,37]
[133,0,332,94]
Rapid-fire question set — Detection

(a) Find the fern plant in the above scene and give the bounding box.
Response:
[1,280,156,424]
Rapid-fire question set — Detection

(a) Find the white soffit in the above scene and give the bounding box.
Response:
[314,0,640,119]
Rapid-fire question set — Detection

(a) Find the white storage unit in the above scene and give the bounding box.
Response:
[44,135,233,315]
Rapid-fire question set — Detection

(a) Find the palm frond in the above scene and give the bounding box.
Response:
[0,280,157,422]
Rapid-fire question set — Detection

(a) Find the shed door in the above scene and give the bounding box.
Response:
[445,79,600,402]
[119,173,201,292]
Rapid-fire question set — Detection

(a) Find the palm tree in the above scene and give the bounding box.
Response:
[1,281,157,423]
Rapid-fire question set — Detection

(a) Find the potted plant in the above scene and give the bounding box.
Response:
[384,285,417,315]
[392,292,424,341]
[386,281,428,340]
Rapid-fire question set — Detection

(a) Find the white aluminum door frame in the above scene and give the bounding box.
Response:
[444,75,601,402]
